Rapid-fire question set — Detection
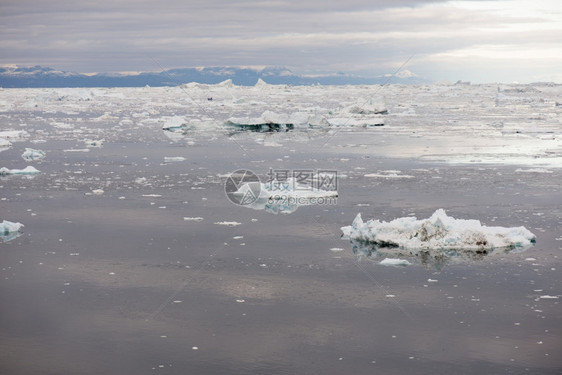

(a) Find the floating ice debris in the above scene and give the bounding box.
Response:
[0,138,12,151]
[162,116,189,132]
[379,258,411,267]
[91,189,104,195]
[327,117,385,127]
[539,295,559,299]
[226,111,295,131]
[515,168,553,174]
[21,148,46,161]
[164,156,186,162]
[341,99,387,115]
[342,209,536,251]
[1,220,24,242]
[364,170,414,179]
[184,217,204,222]
[0,130,30,141]
[330,247,345,252]
[63,148,90,153]
[84,139,103,148]
[0,166,40,175]
[142,194,162,197]
[214,221,242,226]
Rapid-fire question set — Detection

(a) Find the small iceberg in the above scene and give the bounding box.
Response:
[0,138,12,152]
[1,220,24,242]
[342,210,536,270]
[0,166,41,175]
[342,209,536,251]
[164,156,186,162]
[379,258,411,267]
[21,148,46,161]
[341,99,388,115]
[84,139,104,148]
[162,116,188,132]
[226,111,294,132]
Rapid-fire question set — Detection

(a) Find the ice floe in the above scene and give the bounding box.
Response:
[0,130,30,141]
[164,157,186,162]
[84,139,104,148]
[342,209,536,251]
[226,111,296,131]
[0,138,11,152]
[21,148,46,161]
[214,221,242,226]
[364,170,414,179]
[379,258,411,267]
[0,220,24,242]
[0,166,40,175]
[342,209,536,269]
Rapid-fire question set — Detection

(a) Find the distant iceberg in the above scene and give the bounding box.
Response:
[342,209,536,251]
[1,220,24,242]
[341,98,387,115]
[226,110,295,131]
[21,148,46,161]
[0,166,40,175]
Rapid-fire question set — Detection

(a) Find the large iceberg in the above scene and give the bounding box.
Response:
[341,209,536,251]
[1,220,24,242]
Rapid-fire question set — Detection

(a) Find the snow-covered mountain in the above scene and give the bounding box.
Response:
[0,65,429,88]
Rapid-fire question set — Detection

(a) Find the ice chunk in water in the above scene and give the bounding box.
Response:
[342,209,536,251]
[1,220,24,242]
[21,148,46,161]
[0,166,40,175]
[379,258,411,267]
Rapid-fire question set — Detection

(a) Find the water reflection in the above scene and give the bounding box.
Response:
[348,239,533,270]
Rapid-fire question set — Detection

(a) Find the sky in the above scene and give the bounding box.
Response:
[1,0,561,83]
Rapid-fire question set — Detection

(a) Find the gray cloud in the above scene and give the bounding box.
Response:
[1,0,561,82]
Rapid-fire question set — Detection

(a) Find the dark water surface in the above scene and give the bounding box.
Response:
[1,131,561,375]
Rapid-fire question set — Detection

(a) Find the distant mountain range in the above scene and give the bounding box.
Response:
[0,65,429,88]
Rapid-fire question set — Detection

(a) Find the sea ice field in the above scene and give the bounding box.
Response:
[1,82,561,374]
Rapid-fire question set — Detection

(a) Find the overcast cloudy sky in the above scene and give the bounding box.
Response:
[1,0,561,83]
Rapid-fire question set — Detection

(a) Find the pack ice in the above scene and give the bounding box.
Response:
[341,209,536,251]
[0,220,24,242]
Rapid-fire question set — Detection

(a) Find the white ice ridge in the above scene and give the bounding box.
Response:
[21,148,46,161]
[341,209,536,250]
[0,166,40,175]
